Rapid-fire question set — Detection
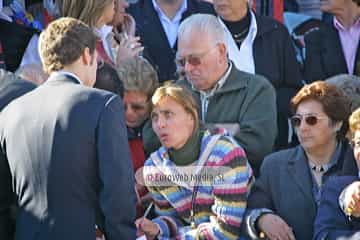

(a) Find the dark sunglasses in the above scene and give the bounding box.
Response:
[290,114,327,127]
[175,45,218,68]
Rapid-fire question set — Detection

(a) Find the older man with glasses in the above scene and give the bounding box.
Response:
[175,13,277,178]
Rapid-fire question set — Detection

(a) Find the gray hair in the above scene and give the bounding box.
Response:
[178,14,226,46]
[325,74,360,112]
[16,64,48,85]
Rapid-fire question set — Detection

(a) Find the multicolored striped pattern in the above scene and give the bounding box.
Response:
[144,128,251,239]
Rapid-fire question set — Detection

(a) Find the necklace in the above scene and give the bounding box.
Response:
[232,27,249,44]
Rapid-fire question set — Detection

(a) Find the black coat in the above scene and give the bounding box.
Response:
[127,0,215,83]
[304,22,360,82]
[252,13,303,149]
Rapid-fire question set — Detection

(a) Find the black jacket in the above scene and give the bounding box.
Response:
[304,22,360,82]
[127,0,215,83]
[251,13,303,149]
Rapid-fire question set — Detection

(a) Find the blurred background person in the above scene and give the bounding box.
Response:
[94,60,124,98]
[304,0,360,82]
[15,63,48,85]
[326,74,360,112]
[136,84,251,240]
[127,0,215,83]
[244,81,353,240]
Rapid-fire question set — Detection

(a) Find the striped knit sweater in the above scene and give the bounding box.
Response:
[143,128,251,239]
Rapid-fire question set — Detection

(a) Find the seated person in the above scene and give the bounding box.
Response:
[244,81,354,240]
[303,0,360,82]
[326,74,360,112]
[314,107,360,240]
[117,56,158,173]
[135,84,251,240]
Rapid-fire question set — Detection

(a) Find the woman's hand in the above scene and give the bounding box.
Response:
[115,35,144,65]
[122,13,136,37]
[135,217,160,240]
[343,181,360,217]
[257,214,295,240]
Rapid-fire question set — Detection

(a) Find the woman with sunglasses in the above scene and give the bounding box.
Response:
[135,84,251,240]
[243,81,354,240]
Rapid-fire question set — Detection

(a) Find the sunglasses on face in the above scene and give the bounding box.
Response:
[175,45,218,68]
[290,114,328,127]
[124,102,148,112]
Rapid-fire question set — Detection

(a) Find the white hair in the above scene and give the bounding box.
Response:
[178,14,226,46]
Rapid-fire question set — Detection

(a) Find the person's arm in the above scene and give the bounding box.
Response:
[233,76,277,176]
[97,95,136,240]
[314,178,359,240]
[192,137,251,240]
[140,160,184,239]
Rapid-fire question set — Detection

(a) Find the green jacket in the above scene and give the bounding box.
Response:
[179,66,277,176]
[143,65,277,176]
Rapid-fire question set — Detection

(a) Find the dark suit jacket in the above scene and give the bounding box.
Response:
[304,22,360,83]
[314,176,360,240]
[127,0,215,83]
[0,74,136,240]
[243,143,354,240]
[0,70,36,240]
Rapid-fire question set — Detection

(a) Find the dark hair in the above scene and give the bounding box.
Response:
[291,81,351,140]
[39,17,97,74]
[353,0,360,6]
[94,62,124,98]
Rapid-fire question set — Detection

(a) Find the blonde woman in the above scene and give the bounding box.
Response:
[136,84,251,240]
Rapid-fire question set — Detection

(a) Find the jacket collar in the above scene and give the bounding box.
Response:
[254,12,281,37]
[286,146,316,211]
[46,71,82,85]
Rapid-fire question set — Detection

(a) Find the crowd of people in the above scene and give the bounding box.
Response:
[0,0,360,239]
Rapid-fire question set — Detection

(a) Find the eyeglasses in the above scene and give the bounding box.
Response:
[290,114,328,127]
[175,45,218,68]
[124,102,148,112]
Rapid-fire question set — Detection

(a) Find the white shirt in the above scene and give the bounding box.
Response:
[198,62,233,121]
[152,0,187,48]
[219,10,258,74]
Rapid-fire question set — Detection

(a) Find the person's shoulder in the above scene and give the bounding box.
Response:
[256,14,289,35]
[304,21,334,43]
[261,146,300,170]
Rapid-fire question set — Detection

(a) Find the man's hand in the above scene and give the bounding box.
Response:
[343,181,360,218]
[257,214,295,240]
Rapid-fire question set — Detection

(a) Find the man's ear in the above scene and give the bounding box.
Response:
[218,43,228,63]
[81,47,92,66]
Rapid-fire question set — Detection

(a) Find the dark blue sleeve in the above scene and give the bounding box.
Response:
[96,95,136,240]
[313,177,359,240]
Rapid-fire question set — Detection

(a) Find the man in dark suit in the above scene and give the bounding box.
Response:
[304,0,360,82]
[127,0,215,83]
[0,70,36,240]
[0,17,136,240]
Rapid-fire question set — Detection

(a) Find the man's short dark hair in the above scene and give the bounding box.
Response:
[39,17,97,74]
[353,0,360,6]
